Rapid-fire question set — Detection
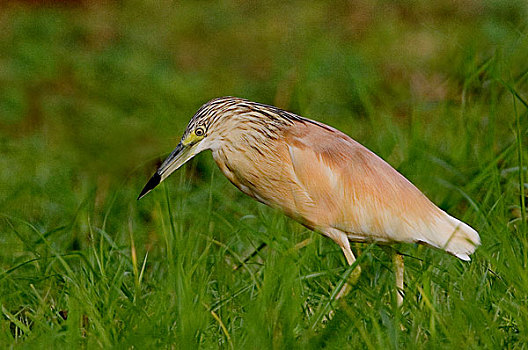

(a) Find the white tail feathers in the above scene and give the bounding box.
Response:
[422,213,480,261]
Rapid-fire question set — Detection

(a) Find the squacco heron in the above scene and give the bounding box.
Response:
[138,97,480,305]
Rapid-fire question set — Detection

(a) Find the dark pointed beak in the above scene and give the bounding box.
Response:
[137,172,162,200]
[138,142,192,200]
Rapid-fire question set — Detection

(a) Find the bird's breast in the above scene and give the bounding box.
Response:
[212,141,318,224]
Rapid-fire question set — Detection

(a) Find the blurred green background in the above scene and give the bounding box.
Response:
[1,0,527,348]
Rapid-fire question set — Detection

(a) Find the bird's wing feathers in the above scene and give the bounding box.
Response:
[284,122,479,257]
[285,123,411,241]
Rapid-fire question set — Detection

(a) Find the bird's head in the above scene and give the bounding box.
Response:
[138,96,300,200]
[137,99,222,200]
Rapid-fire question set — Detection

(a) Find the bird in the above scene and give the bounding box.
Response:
[138,96,480,305]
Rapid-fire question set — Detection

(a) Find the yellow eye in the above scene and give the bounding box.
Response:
[195,127,205,137]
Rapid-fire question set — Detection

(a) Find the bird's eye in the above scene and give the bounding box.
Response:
[195,127,205,137]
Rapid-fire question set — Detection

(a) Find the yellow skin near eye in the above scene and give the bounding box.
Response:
[182,130,205,146]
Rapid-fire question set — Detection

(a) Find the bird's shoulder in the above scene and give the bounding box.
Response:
[283,119,380,173]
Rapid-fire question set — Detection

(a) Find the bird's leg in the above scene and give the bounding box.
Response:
[334,242,362,300]
[324,230,361,300]
[381,246,405,306]
[393,252,404,307]
[339,238,356,266]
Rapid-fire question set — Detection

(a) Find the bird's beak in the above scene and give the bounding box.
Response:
[137,142,196,200]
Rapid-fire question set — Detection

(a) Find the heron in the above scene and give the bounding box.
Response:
[138,96,480,305]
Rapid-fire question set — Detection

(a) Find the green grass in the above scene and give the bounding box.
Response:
[1,0,528,348]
